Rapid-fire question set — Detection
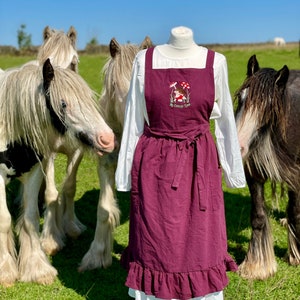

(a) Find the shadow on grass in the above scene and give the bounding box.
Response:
[51,188,131,299]
[224,190,251,264]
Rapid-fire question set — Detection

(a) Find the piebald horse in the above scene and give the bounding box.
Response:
[0,59,115,286]
[235,55,300,280]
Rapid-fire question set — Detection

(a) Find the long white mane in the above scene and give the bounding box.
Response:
[0,63,100,155]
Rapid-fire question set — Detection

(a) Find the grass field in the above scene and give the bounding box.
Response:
[0,44,300,299]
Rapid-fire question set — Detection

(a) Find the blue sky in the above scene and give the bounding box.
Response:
[0,0,299,50]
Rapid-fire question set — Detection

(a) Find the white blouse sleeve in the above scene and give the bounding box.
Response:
[115,51,148,191]
[213,54,246,188]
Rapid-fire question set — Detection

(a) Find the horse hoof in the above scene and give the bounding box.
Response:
[238,259,277,280]
[77,251,112,272]
[64,219,86,239]
[0,256,18,287]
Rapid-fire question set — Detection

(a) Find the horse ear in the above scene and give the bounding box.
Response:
[275,65,289,88]
[67,26,77,48]
[247,55,259,77]
[43,58,54,90]
[109,38,120,58]
[70,55,78,72]
[140,36,153,50]
[43,26,52,41]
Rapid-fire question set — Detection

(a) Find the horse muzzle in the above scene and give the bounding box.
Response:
[76,131,116,156]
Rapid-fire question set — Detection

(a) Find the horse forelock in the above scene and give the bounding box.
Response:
[37,29,79,70]
[50,67,100,118]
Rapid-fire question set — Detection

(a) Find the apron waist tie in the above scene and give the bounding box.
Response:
[172,138,195,189]
[171,132,209,211]
[143,125,210,211]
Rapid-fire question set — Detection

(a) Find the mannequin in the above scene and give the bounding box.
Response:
[116,26,245,300]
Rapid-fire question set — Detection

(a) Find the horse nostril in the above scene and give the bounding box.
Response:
[100,135,110,145]
[99,132,115,150]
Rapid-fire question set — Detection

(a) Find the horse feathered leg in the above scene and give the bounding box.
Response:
[41,145,85,255]
[238,166,277,280]
[78,153,119,271]
[60,148,86,239]
[17,164,57,284]
[286,190,300,265]
[40,154,65,255]
[0,172,18,286]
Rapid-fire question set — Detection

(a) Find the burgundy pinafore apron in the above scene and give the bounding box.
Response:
[121,47,237,299]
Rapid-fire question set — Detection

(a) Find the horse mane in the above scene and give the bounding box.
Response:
[99,36,153,135]
[102,43,138,99]
[235,68,289,138]
[235,68,300,190]
[100,43,140,133]
[37,26,79,70]
[0,63,100,155]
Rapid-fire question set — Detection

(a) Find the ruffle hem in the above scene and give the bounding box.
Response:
[122,254,237,300]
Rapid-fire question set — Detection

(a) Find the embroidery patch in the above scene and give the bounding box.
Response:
[169,81,191,108]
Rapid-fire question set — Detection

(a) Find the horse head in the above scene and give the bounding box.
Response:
[235,55,290,158]
[42,59,115,156]
[100,36,153,136]
[38,26,79,72]
[109,36,153,58]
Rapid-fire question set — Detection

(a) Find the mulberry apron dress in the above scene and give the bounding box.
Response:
[121,47,237,300]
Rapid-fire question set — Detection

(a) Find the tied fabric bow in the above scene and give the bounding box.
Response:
[171,133,208,211]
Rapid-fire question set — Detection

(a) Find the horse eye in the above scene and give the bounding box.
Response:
[61,99,67,109]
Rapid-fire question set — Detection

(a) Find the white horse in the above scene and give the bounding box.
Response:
[0,59,115,286]
[78,36,153,271]
[274,37,286,46]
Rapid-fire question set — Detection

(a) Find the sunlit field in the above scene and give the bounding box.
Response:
[0,43,300,299]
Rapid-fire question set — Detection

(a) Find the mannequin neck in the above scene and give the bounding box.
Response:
[168,26,197,49]
[157,26,200,58]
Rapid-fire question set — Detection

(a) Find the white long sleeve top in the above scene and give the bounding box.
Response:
[115,46,246,191]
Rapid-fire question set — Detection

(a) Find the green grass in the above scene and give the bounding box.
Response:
[1,45,300,299]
